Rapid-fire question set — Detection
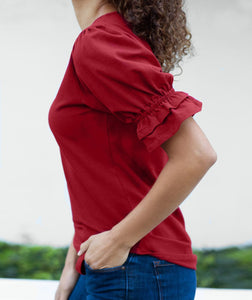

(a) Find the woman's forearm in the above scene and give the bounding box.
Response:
[111,154,215,247]
[55,236,79,300]
[111,118,217,248]
[64,237,79,269]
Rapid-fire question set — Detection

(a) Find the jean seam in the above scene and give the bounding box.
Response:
[125,253,136,300]
[125,263,129,300]
[153,262,162,300]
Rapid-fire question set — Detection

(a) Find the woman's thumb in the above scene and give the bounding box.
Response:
[77,239,90,256]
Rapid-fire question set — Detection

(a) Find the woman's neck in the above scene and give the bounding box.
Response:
[71,0,117,31]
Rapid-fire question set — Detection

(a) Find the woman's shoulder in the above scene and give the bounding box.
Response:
[79,23,136,42]
[74,20,153,58]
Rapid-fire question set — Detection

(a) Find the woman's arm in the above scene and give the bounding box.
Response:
[111,116,217,247]
[78,117,217,269]
[55,237,79,300]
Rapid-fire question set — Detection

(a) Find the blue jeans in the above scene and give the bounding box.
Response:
[68,253,196,299]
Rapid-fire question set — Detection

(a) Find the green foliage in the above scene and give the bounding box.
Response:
[194,246,252,288]
[0,241,67,280]
[0,241,252,288]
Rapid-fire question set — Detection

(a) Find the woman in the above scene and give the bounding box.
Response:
[49,0,217,299]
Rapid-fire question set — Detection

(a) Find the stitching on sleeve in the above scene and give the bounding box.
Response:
[138,87,186,121]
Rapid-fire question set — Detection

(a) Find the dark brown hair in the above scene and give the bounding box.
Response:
[106,0,194,75]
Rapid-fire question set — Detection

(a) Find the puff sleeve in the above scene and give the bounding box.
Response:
[72,25,203,152]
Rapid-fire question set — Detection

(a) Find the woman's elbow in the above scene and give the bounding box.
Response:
[208,147,218,165]
[196,145,217,168]
[162,116,217,167]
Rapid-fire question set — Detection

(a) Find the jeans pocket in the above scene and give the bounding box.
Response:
[153,259,176,267]
[153,260,196,300]
[84,260,126,273]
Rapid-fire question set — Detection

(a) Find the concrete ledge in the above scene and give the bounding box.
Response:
[195,287,252,300]
[0,278,252,299]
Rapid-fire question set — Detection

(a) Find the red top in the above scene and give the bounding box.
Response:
[48,11,203,274]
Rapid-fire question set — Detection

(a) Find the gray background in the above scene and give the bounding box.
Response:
[0,0,251,249]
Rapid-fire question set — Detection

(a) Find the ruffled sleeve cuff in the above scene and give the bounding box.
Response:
[136,88,203,152]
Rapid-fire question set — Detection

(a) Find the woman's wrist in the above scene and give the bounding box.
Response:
[110,223,137,249]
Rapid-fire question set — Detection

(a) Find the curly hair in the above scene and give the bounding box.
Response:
[105,0,194,75]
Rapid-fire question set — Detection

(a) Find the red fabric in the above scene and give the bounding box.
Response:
[48,11,202,274]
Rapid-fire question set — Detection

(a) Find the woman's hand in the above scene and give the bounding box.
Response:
[78,230,131,270]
